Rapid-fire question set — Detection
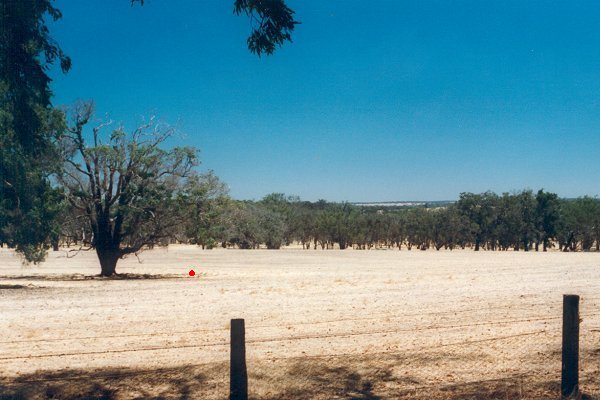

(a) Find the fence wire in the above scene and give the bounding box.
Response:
[1,306,599,399]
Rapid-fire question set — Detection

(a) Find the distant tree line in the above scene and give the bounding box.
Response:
[50,188,600,255]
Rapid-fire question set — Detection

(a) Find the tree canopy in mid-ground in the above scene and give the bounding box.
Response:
[155,189,597,254]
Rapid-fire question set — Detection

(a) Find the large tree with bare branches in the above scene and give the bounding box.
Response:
[58,102,197,276]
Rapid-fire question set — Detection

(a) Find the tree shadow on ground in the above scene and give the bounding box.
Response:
[423,379,599,400]
[1,354,598,399]
[0,365,213,400]
[0,285,28,289]
[0,273,191,281]
[256,354,600,400]
[257,363,383,400]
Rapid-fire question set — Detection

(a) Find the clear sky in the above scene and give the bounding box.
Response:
[49,0,600,202]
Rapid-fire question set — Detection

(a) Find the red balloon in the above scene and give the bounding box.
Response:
[188,269,196,277]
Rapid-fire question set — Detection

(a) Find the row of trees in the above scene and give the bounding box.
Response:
[175,190,599,253]
[56,182,600,260]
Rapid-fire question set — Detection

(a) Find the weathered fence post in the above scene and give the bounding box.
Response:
[230,318,248,400]
[561,294,581,400]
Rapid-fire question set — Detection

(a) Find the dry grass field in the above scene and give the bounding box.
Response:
[1,246,599,399]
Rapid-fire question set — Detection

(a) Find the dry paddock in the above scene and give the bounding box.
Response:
[0,245,599,399]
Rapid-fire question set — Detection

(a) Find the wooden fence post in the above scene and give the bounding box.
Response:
[230,318,248,400]
[561,294,581,400]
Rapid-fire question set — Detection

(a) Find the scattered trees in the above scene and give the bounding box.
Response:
[557,197,600,252]
[9,175,600,271]
[181,171,230,249]
[535,190,560,251]
[221,202,286,249]
[172,190,598,253]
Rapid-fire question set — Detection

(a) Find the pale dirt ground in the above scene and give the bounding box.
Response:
[0,246,599,399]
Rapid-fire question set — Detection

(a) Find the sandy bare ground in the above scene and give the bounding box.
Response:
[0,246,599,399]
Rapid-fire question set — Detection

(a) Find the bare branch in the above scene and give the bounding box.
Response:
[65,244,94,258]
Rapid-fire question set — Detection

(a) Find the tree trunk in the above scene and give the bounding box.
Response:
[97,248,119,277]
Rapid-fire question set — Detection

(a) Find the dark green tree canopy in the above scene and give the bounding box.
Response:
[233,0,298,56]
[0,0,70,152]
[1,0,71,262]
[132,0,298,56]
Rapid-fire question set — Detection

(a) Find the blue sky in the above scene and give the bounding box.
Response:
[50,0,600,201]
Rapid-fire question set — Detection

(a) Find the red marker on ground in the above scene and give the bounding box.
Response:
[189,269,196,277]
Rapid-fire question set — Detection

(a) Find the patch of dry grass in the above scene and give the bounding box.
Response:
[1,247,599,399]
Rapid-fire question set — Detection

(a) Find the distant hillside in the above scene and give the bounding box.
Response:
[352,200,456,209]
